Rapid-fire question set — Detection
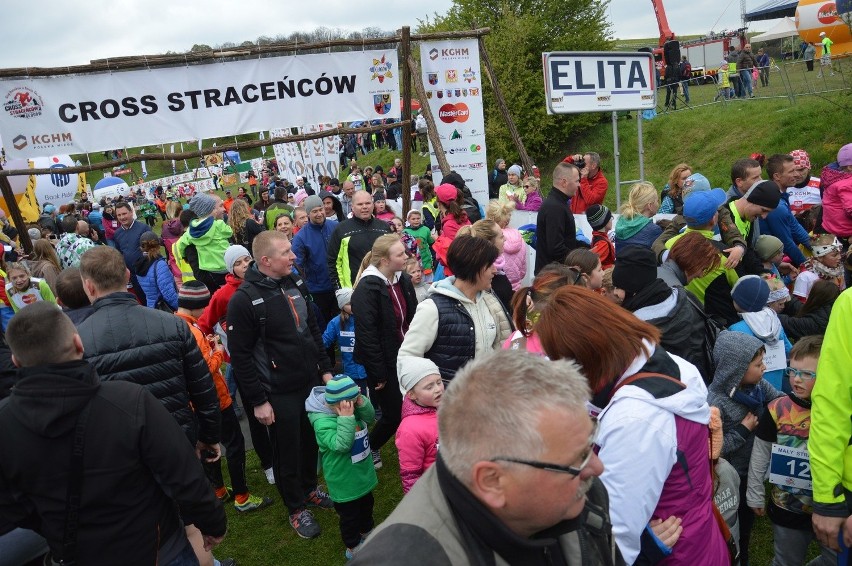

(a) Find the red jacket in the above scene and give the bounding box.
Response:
[197,273,242,361]
[571,170,608,214]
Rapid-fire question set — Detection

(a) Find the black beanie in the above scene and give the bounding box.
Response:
[612,246,658,294]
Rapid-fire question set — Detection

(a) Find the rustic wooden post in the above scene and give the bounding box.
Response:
[400,27,413,216]
[408,55,450,180]
[477,36,535,176]
[0,163,33,254]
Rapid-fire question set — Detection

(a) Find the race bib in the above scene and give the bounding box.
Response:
[769,444,811,491]
[351,424,370,464]
[763,340,787,373]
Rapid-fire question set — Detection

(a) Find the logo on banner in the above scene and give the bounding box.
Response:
[450,130,462,140]
[446,89,453,98]
[463,68,477,83]
[374,94,392,115]
[462,89,468,96]
[439,103,470,123]
[446,70,458,83]
[817,3,838,23]
[439,47,470,60]
[12,134,27,150]
[426,91,433,99]
[429,48,439,61]
[436,91,444,99]
[469,143,482,153]
[469,162,484,170]
[427,73,438,85]
[455,89,461,97]
[370,54,394,83]
[49,161,71,188]
[470,88,480,96]
[447,147,468,155]
[4,87,43,119]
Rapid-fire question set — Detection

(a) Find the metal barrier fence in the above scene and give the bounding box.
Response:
[653,57,850,113]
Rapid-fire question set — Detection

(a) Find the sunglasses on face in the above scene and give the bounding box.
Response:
[490,418,599,477]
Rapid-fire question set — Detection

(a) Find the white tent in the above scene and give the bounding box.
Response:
[750,17,799,42]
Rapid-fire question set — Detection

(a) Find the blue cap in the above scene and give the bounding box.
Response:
[43,204,56,214]
[682,173,711,197]
[683,188,727,227]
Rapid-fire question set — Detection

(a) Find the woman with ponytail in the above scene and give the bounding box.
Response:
[614,181,662,253]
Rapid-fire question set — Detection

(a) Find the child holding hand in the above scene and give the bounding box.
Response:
[395,358,443,493]
[305,376,377,560]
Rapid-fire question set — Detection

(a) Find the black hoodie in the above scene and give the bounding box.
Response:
[0,361,226,565]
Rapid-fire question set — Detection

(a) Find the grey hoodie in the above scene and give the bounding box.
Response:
[305,386,335,416]
[707,330,782,476]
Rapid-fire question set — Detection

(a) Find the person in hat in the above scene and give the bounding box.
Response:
[612,245,711,379]
[498,164,524,205]
[586,204,615,271]
[372,192,395,222]
[395,357,443,494]
[653,172,721,259]
[817,31,834,78]
[222,189,234,215]
[176,193,231,292]
[717,180,782,275]
[754,234,798,284]
[432,184,471,275]
[794,234,846,300]
[759,153,813,267]
[305,376,377,560]
[489,158,508,199]
[292,193,338,326]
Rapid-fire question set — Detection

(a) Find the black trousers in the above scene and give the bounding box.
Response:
[334,492,374,548]
[204,405,248,494]
[244,406,273,470]
[367,380,402,451]
[268,388,319,515]
[196,270,226,294]
[737,474,755,566]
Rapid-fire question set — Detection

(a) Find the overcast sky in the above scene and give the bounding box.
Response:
[0,0,775,69]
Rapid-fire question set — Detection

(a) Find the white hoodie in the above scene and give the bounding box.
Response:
[597,344,710,564]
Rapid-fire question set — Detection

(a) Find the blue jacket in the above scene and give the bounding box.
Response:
[759,192,811,267]
[292,219,338,293]
[322,314,367,380]
[113,221,154,270]
[135,256,179,310]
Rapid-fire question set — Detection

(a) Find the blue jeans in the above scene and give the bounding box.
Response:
[681,79,690,102]
[740,69,753,96]
[164,541,200,566]
[0,528,49,566]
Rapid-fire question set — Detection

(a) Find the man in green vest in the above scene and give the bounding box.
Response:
[817,32,835,78]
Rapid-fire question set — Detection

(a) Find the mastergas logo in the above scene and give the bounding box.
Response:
[817,2,839,24]
[438,103,470,123]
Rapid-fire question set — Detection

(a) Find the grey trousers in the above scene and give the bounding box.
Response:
[771,523,837,566]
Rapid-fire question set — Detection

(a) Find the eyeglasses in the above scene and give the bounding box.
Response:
[523,185,531,188]
[491,419,598,478]
[784,367,816,381]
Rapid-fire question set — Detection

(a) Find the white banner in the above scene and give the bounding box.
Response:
[270,128,304,185]
[0,50,400,159]
[420,39,488,204]
[300,123,341,188]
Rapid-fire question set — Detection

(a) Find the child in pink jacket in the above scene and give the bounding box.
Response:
[486,200,528,290]
[395,357,443,493]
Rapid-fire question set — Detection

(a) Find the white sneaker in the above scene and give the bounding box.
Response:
[265,467,275,484]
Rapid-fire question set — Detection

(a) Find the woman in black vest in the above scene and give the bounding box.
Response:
[398,235,513,384]
[351,234,417,469]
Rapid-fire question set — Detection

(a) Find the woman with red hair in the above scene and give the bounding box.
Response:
[537,286,729,566]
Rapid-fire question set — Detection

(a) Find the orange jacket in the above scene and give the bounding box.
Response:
[175,311,231,410]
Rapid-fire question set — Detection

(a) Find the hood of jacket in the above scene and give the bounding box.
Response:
[430,276,476,305]
[189,215,215,239]
[160,218,184,240]
[709,330,765,395]
[361,264,401,285]
[631,282,678,321]
[501,227,524,254]
[224,272,243,288]
[9,360,100,438]
[133,254,160,277]
[304,385,335,415]
[243,263,300,290]
[740,307,782,344]
[604,343,709,424]
[658,260,687,287]
[615,214,651,240]
[822,163,851,189]
[401,396,437,420]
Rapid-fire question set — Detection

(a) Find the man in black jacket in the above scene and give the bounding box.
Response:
[227,230,334,539]
[326,189,390,289]
[76,246,221,456]
[534,162,588,274]
[0,303,226,566]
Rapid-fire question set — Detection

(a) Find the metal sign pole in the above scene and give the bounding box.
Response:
[612,111,621,210]
[637,110,645,182]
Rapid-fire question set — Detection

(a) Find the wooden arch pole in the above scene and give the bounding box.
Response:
[0,163,33,254]
[400,26,413,216]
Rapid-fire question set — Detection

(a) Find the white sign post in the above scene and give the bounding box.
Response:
[542,52,656,208]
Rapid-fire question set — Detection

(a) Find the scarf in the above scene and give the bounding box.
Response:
[804,257,844,282]
[730,384,765,417]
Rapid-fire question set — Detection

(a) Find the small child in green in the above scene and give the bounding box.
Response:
[403,209,434,278]
[305,375,377,560]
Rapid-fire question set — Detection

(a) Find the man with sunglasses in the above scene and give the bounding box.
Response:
[351,351,622,565]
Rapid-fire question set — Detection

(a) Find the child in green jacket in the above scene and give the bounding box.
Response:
[306,376,377,560]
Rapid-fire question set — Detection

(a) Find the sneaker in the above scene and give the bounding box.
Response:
[345,540,364,560]
[372,450,383,470]
[306,487,334,509]
[264,467,275,485]
[215,486,233,502]
[219,559,237,566]
[289,509,321,539]
[234,494,274,513]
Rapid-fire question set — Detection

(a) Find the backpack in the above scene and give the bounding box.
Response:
[463,195,482,223]
[683,290,723,383]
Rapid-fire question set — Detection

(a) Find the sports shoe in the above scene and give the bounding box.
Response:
[234,494,274,513]
[372,450,383,470]
[289,509,321,539]
[306,487,334,509]
[215,486,233,502]
[219,559,237,566]
[264,467,275,484]
[344,540,364,560]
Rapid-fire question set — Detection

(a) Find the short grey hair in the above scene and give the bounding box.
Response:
[439,350,591,482]
[585,152,601,166]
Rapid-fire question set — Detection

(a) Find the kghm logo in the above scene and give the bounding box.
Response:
[441,47,469,58]
[429,48,439,61]
[369,54,394,83]
[12,134,27,150]
[4,87,43,119]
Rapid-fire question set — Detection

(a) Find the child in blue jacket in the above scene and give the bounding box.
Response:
[323,288,368,393]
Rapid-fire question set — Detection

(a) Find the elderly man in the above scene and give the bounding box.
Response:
[350,351,618,564]
[338,180,355,218]
[326,190,390,289]
[55,216,96,269]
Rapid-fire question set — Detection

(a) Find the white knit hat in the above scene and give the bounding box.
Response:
[223,245,251,275]
[398,357,441,395]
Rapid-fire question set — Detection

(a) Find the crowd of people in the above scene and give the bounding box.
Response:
[0,141,851,566]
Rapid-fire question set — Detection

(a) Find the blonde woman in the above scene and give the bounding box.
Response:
[228,199,264,249]
[659,163,692,215]
[458,219,513,308]
[614,181,662,253]
[510,176,543,211]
